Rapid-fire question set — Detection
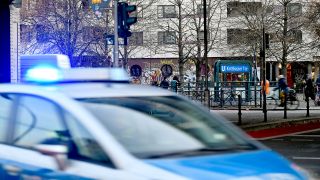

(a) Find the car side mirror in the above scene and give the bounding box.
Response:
[33,144,69,171]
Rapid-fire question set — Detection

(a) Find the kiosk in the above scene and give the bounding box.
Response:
[214,60,253,102]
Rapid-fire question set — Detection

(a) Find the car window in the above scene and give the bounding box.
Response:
[13,95,66,147]
[64,112,112,166]
[12,94,112,166]
[80,96,257,158]
[0,94,16,142]
[83,103,204,156]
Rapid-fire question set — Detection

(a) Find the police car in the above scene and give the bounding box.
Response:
[0,64,312,179]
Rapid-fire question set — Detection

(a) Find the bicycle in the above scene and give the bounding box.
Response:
[266,88,299,110]
[211,89,242,107]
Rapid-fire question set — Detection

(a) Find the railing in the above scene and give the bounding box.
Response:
[173,81,309,109]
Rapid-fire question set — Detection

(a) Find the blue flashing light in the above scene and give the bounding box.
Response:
[25,66,62,83]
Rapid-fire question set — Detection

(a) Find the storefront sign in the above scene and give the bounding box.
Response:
[221,65,250,73]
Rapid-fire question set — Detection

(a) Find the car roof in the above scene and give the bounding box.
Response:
[0,83,176,99]
[55,83,176,98]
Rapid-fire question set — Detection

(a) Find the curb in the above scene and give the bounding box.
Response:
[240,117,320,140]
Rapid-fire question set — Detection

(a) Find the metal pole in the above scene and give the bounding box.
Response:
[16,22,19,82]
[284,92,287,119]
[203,0,210,108]
[306,96,310,117]
[254,45,257,107]
[124,37,128,69]
[113,0,119,67]
[262,27,267,122]
[238,94,242,125]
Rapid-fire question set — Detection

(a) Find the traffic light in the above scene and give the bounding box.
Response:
[265,33,270,49]
[118,2,137,38]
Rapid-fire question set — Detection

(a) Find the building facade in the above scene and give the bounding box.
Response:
[126,0,320,87]
[15,0,320,87]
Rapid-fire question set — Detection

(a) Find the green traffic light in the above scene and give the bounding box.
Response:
[127,17,137,26]
[117,2,137,38]
[126,5,136,13]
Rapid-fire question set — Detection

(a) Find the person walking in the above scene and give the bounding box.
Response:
[316,74,320,92]
[304,74,315,101]
[170,76,180,92]
[315,74,320,105]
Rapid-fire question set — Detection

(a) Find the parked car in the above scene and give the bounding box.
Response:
[0,66,311,179]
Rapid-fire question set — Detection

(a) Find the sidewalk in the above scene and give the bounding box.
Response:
[213,109,320,139]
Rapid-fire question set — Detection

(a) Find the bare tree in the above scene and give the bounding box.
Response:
[154,0,194,83]
[155,0,224,84]
[188,0,224,85]
[226,0,310,77]
[305,1,320,77]
[20,0,110,66]
[118,0,160,69]
[306,1,320,50]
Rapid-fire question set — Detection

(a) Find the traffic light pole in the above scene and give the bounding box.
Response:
[123,37,128,69]
[262,27,267,122]
[113,0,119,67]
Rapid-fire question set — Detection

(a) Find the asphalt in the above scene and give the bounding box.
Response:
[213,109,320,140]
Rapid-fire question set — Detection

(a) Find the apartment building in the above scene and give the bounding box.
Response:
[16,0,320,86]
[127,0,320,86]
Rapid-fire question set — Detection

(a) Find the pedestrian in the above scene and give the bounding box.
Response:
[170,75,180,92]
[261,79,270,95]
[316,74,320,92]
[160,77,169,89]
[304,74,315,101]
[273,75,288,106]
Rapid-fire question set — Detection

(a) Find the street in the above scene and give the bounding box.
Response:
[261,130,320,179]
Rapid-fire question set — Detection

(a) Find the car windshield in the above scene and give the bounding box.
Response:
[78,96,257,158]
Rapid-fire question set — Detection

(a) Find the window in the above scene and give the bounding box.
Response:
[20,25,33,43]
[288,3,302,17]
[197,4,210,17]
[157,5,176,18]
[41,1,55,10]
[129,32,143,46]
[36,25,49,43]
[13,95,66,147]
[227,29,257,45]
[23,0,39,10]
[79,96,255,159]
[12,95,111,165]
[93,27,104,40]
[199,30,210,42]
[64,112,112,164]
[288,30,302,44]
[158,31,176,45]
[83,26,104,42]
[227,2,262,17]
[267,3,302,16]
[82,26,91,42]
[0,94,16,142]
